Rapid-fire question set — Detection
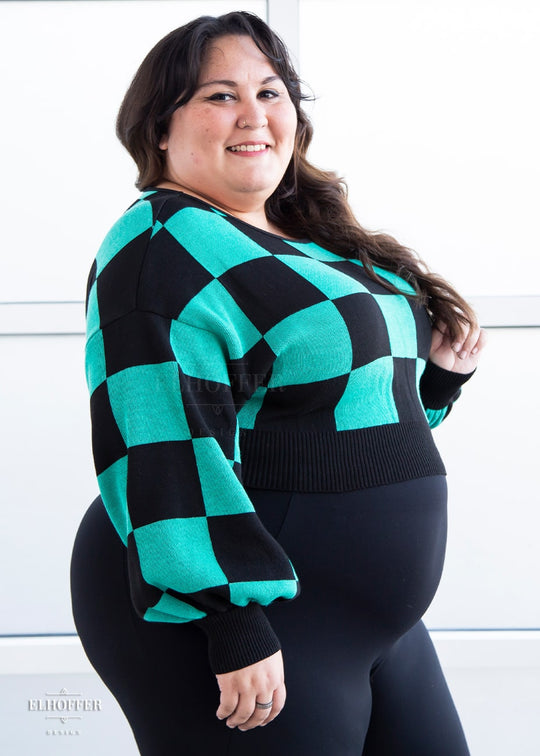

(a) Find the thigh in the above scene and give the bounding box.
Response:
[362,621,470,756]
[71,497,233,755]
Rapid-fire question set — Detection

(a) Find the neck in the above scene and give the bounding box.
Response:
[155,180,286,237]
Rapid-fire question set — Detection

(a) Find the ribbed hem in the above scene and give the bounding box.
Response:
[195,603,281,675]
[420,361,476,410]
[240,422,446,492]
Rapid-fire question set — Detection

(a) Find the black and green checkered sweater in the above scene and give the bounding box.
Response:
[86,188,472,674]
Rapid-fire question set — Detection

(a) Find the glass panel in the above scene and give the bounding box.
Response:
[299,0,540,297]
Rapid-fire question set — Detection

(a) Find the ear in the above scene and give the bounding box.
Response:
[159,134,168,151]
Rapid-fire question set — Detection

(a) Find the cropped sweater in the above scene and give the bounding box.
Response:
[85,188,473,674]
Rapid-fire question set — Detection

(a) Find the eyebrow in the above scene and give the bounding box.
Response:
[196,75,282,91]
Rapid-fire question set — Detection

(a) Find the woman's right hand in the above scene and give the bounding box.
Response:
[215,650,286,731]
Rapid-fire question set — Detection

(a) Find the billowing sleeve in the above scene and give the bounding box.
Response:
[419,360,475,428]
[85,209,298,675]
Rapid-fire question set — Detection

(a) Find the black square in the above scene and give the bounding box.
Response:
[138,226,216,319]
[411,301,433,360]
[179,372,236,460]
[97,231,151,327]
[332,293,392,369]
[90,381,127,475]
[218,256,327,334]
[228,338,277,408]
[252,377,349,431]
[207,512,296,583]
[127,440,206,529]
[127,532,164,613]
[102,310,176,377]
[392,357,423,422]
[179,583,231,614]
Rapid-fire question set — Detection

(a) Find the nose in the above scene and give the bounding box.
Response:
[237,97,268,129]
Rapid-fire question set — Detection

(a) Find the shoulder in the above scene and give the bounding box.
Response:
[87,190,249,332]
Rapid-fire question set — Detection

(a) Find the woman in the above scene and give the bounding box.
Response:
[71,11,485,755]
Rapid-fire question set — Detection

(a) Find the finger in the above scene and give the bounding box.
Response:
[455,324,481,360]
[237,693,275,731]
[471,328,488,355]
[216,688,238,722]
[261,683,286,726]
[461,324,481,353]
[226,692,259,729]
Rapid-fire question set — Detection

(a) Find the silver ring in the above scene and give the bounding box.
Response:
[255,700,273,710]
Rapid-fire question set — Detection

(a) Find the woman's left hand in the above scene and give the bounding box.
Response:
[429,322,487,374]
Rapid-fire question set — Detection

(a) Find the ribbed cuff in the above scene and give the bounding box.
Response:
[420,360,476,410]
[195,603,281,675]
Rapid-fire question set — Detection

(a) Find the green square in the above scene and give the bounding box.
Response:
[96,200,154,274]
[373,265,416,295]
[334,357,399,430]
[285,240,345,262]
[275,254,369,299]
[179,279,262,359]
[229,578,299,607]
[265,301,352,386]
[373,294,418,358]
[97,456,131,545]
[193,437,254,517]
[164,207,271,277]
[107,362,192,445]
[134,517,227,594]
[237,386,267,430]
[85,330,107,394]
[169,320,230,385]
[144,593,206,622]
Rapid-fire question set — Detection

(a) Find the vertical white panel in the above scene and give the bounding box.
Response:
[299,0,540,296]
[0,334,94,633]
[424,328,540,628]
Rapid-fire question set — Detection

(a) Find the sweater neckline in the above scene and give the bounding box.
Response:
[144,186,311,245]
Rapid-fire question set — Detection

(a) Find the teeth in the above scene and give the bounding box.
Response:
[229,144,268,152]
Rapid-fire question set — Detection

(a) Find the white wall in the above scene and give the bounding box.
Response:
[1,1,539,754]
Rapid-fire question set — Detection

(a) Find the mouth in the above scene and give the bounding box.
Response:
[227,143,271,153]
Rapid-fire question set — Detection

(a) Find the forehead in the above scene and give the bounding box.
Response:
[199,34,277,80]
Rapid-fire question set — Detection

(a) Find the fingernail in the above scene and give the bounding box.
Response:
[458,350,468,360]
[452,343,463,352]
[472,347,479,354]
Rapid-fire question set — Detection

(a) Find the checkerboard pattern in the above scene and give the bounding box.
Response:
[85,189,470,661]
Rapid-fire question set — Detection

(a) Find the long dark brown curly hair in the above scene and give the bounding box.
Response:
[116,11,476,341]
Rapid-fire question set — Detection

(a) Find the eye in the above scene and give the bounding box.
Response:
[206,92,235,102]
[258,89,280,99]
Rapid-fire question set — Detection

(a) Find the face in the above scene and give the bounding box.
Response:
[159,34,298,214]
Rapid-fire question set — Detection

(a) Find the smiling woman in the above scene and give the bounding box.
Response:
[70,10,485,756]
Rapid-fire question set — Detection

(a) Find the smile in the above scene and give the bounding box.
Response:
[227,144,270,153]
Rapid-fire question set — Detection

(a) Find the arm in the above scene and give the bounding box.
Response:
[85,199,299,682]
[87,311,298,672]
[420,322,487,427]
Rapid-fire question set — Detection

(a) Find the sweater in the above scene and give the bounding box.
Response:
[85,188,473,673]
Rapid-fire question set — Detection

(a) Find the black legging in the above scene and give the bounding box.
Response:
[70,476,469,755]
